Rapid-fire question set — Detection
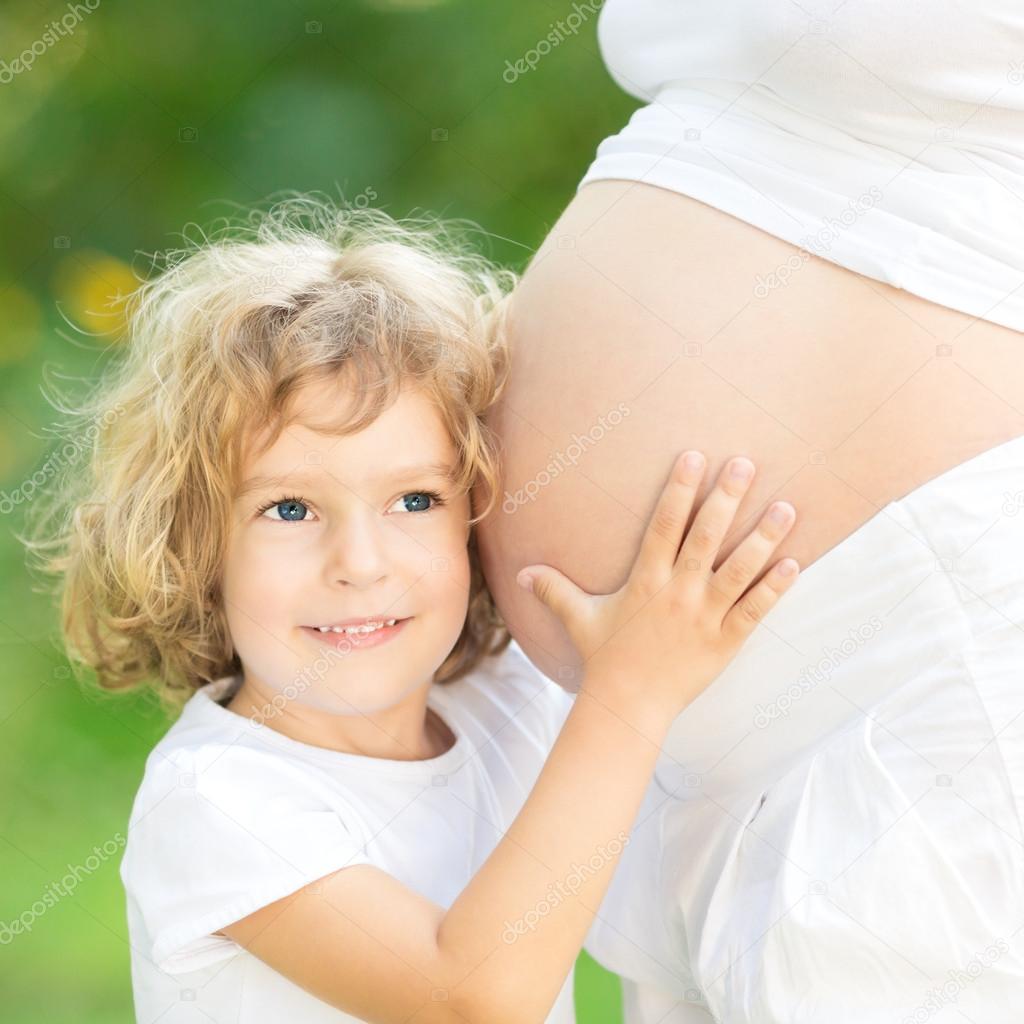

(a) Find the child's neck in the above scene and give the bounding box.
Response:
[222,677,456,761]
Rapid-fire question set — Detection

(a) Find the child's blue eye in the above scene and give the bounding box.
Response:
[260,499,310,521]
[393,491,445,514]
[253,487,446,520]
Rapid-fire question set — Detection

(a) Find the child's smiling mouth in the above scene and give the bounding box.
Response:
[300,617,412,651]
[311,618,401,634]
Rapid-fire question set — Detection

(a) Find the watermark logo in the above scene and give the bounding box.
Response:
[753,616,883,728]
[0,1,101,85]
[1001,488,1024,517]
[753,186,884,299]
[901,939,1010,1022]
[0,404,126,515]
[502,0,603,84]
[0,833,126,944]
[248,643,360,726]
[501,832,630,943]
[502,402,630,514]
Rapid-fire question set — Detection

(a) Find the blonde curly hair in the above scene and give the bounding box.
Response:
[26,195,517,716]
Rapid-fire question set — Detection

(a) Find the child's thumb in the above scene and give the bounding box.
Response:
[516,565,579,622]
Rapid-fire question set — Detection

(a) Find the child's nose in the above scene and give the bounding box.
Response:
[321,515,393,588]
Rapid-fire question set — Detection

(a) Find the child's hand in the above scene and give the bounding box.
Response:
[517,451,799,728]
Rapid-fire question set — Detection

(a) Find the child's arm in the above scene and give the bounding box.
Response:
[221,451,799,1024]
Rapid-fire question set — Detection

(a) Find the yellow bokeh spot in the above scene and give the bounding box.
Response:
[51,251,140,343]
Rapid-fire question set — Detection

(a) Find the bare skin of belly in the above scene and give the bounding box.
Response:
[474,179,1024,686]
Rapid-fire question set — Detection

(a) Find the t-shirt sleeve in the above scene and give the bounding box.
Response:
[504,639,576,750]
[120,744,375,974]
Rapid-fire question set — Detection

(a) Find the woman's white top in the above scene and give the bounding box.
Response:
[577,5,1024,1019]
[579,0,1024,332]
[120,640,576,1024]
[582,431,1024,1022]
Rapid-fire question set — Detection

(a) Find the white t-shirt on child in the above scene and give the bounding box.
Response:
[119,639,577,1023]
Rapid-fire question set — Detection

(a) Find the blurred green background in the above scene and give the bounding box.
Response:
[0,0,639,1020]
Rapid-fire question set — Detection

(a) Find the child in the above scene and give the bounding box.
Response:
[31,196,799,1023]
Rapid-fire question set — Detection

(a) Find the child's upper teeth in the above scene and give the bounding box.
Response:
[316,619,397,634]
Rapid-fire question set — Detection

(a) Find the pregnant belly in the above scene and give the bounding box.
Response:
[475,180,1024,683]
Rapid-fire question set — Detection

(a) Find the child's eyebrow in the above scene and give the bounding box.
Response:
[236,461,459,498]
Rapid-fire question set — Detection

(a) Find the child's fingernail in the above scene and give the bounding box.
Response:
[778,559,798,576]
[730,458,754,480]
[517,571,535,592]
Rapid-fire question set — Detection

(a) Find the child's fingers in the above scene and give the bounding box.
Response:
[706,501,796,612]
[721,557,800,642]
[629,451,705,588]
[676,457,755,576]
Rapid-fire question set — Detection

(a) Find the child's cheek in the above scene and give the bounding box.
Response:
[427,543,472,622]
[220,530,294,638]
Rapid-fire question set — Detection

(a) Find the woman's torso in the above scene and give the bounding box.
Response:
[477,0,1024,682]
[473,3,1024,1017]
[477,178,1024,683]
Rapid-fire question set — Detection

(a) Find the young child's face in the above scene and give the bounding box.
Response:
[221,377,473,716]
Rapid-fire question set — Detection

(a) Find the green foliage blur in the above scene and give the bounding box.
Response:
[0,0,639,1020]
